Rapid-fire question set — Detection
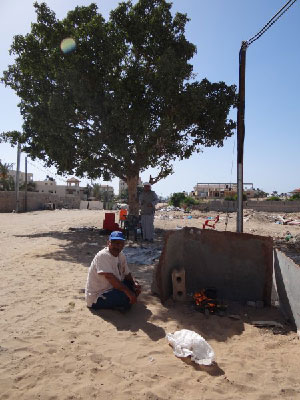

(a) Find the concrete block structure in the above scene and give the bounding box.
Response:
[153,227,273,304]
[274,249,300,335]
[171,269,186,301]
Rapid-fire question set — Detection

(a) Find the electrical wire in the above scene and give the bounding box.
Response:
[247,0,298,47]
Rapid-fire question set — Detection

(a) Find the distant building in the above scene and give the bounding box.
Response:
[192,182,256,199]
[34,177,87,199]
[98,184,114,195]
[119,178,143,195]
[8,170,33,184]
[289,188,300,194]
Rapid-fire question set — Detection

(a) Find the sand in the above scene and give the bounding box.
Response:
[0,208,300,400]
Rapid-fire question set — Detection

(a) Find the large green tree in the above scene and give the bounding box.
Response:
[1,0,236,214]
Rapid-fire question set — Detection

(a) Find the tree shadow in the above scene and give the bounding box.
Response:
[14,228,109,267]
[90,301,166,342]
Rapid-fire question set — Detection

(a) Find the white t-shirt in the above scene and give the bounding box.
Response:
[85,247,130,307]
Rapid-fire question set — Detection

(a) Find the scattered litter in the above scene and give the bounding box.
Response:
[90,243,98,246]
[166,329,215,365]
[123,246,162,265]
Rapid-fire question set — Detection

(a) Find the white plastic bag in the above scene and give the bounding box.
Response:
[166,329,215,365]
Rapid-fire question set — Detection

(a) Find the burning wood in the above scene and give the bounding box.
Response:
[193,289,227,314]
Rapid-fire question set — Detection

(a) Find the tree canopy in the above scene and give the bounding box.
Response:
[1,0,236,213]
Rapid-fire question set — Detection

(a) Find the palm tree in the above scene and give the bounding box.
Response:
[0,161,15,191]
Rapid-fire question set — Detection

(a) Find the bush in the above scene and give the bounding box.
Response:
[224,193,247,201]
[182,196,199,207]
[169,192,200,208]
[266,196,281,201]
[169,192,187,207]
[288,193,300,201]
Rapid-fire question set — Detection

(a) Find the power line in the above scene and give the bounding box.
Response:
[247,0,298,47]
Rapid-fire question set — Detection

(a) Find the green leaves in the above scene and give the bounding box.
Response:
[2,0,236,187]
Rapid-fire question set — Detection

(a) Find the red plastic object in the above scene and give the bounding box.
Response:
[202,215,219,229]
[103,213,122,232]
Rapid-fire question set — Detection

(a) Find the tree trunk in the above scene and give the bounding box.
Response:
[127,175,139,216]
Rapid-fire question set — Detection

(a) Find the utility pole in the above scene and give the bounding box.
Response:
[236,42,247,233]
[25,156,28,212]
[235,0,298,233]
[15,143,21,213]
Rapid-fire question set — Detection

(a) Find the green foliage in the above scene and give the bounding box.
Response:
[169,192,186,207]
[1,0,236,211]
[181,195,199,207]
[288,192,300,201]
[19,181,36,191]
[254,188,268,198]
[0,161,15,191]
[224,193,247,201]
[266,196,281,201]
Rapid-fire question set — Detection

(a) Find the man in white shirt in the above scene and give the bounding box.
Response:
[85,231,141,311]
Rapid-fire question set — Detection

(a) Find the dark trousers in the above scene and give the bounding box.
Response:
[91,280,135,311]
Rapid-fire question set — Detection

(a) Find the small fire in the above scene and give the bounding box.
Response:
[193,290,217,311]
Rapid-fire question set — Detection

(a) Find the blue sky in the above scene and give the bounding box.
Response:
[0,0,299,197]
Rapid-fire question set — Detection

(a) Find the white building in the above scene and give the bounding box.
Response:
[34,177,87,199]
[192,182,256,199]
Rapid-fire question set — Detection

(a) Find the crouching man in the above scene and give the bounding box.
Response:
[85,231,141,311]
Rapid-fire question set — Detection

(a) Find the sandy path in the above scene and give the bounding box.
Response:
[0,209,300,400]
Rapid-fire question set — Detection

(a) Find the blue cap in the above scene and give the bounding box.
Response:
[109,231,126,241]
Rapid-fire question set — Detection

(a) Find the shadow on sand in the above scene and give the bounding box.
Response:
[90,301,166,342]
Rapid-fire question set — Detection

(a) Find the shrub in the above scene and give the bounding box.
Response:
[224,193,247,201]
[288,193,300,201]
[266,196,281,201]
[169,192,187,207]
[182,196,199,207]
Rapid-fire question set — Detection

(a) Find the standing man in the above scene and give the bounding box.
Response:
[139,182,158,242]
[85,231,141,311]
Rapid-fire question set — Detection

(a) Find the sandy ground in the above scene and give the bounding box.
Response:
[0,208,300,400]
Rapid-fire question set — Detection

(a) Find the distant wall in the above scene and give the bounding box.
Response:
[80,200,103,210]
[193,200,300,213]
[0,192,80,212]
[274,249,300,335]
[154,227,273,304]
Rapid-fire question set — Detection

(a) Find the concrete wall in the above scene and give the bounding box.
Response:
[154,227,273,304]
[193,200,300,213]
[80,200,103,210]
[0,192,80,212]
[274,249,300,335]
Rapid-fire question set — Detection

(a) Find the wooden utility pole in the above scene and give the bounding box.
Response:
[236,42,247,233]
